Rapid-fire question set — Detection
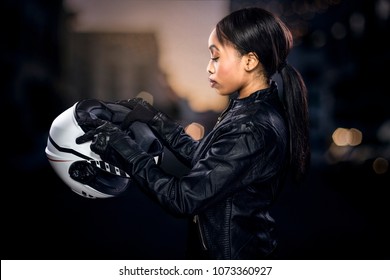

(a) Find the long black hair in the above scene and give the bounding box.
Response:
[216,7,310,182]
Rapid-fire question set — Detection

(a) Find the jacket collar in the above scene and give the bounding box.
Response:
[231,80,279,107]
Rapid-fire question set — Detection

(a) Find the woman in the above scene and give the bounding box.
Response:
[76,7,310,259]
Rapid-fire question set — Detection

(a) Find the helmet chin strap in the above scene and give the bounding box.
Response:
[87,154,160,178]
[88,160,130,178]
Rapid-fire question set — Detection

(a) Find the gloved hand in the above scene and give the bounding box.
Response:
[116,98,159,129]
[76,119,144,171]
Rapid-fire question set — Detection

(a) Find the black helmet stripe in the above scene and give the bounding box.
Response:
[48,135,92,160]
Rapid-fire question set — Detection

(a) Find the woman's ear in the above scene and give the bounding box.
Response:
[244,52,259,71]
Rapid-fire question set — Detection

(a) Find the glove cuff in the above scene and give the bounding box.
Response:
[121,102,158,129]
[109,133,148,164]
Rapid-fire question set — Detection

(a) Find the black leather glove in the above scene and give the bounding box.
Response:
[116,98,159,129]
[76,119,145,172]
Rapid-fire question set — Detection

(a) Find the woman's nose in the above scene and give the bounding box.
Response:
[207,60,214,74]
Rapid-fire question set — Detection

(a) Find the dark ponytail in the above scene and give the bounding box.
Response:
[279,64,310,182]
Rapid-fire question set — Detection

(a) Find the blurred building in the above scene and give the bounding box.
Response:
[64,31,184,113]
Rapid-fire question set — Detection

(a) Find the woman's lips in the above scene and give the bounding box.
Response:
[209,78,216,88]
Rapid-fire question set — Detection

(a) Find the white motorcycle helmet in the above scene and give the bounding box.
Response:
[45,99,163,199]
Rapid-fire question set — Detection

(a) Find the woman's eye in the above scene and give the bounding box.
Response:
[211,57,219,62]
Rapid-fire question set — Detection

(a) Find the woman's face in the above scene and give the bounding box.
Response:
[207,28,248,97]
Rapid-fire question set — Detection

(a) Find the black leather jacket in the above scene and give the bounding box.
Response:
[129,82,289,259]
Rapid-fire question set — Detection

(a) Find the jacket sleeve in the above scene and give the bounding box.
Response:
[148,111,200,167]
[121,121,282,217]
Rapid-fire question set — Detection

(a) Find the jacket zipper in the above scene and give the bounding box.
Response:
[192,101,233,251]
[193,215,208,250]
[214,99,233,127]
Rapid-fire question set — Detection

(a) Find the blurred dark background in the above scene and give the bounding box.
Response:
[2,0,389,260]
